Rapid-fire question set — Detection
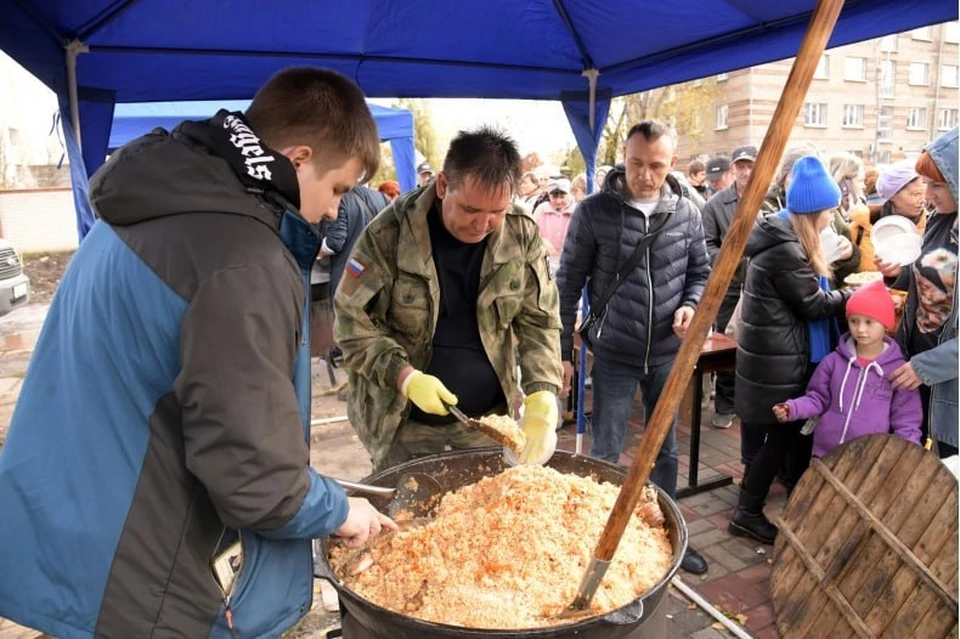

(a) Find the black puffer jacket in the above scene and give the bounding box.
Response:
[557,167,710,370]
[735,214,850,424]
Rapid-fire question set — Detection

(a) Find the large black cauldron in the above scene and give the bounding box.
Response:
[316,448,687,639]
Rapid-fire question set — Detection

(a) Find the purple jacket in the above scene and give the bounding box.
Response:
[786,334,922,457]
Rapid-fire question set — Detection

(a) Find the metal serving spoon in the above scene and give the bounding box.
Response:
[334,474,443,519]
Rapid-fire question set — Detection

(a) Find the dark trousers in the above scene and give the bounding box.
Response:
[591,356,679,499]
[741,420,813,501]
[741,421,766,468]
[714,288,740,416]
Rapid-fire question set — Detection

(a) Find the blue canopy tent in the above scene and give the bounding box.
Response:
[2,0,955,241]
[107,101,418,192]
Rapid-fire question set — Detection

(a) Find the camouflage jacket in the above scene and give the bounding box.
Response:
[334,184,563,467]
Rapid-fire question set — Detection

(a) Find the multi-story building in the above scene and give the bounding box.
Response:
[690,21,960,165]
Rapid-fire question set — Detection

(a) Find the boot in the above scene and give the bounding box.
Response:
[729,490,777,544]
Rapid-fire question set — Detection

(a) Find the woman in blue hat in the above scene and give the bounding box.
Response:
[729,155,853,544]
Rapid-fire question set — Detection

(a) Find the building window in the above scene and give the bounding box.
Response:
[876,150,892,164]
[805,102,828,127]
[814,55,830,79]
[878,106,894,141]
[912,26,933,41]
[909,62,929,86]
[842,105,865,128]
[907,107,927,130]
[879,60,896,98]
[715,104,729,130]
[942,65,959,88]
[946,22,960,44]
[716,72,729,82]
[844,56,867,82]
[939,108,959,131]
[878,34,898,53]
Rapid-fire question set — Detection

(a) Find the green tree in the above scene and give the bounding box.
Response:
[369,142,397,186]
[599,77,722,164]
[557,146,585,178]
[396,98,441,169]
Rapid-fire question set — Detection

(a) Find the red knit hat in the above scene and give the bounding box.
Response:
[846,280,895,330]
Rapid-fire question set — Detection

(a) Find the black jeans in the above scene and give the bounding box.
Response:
[714,288,740,416]
[741,420,813,501]
[741,421,766,468]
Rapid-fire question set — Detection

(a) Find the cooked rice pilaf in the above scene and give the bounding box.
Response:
[475,414,526,453]
[329,465,673,629]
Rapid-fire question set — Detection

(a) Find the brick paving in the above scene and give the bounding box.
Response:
[0,305,786,638]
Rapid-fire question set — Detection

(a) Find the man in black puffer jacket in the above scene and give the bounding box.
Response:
[557,120,711,575]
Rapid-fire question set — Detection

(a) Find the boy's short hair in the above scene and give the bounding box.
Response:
[246,67,380,182]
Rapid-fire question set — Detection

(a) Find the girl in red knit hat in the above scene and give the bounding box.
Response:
[773,280,923,458]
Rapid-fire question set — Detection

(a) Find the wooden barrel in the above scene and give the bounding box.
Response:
[771,434,958,638]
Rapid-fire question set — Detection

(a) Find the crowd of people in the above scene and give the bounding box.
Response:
[0,64,955,637]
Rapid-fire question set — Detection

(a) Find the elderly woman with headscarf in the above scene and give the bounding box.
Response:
[877,128,959,458]
[849,160,929,272]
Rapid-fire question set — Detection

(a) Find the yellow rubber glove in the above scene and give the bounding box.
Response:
[506,391,558,466]
[401,370,457,416]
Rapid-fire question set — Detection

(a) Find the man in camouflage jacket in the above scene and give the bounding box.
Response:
[335,128,563,471]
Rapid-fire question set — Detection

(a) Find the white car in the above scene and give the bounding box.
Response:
[0,238,30,315]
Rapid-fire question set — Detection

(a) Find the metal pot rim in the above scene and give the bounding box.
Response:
[318,448,688,636]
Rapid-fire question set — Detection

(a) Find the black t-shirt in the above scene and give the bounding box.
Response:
[409,204,506,424]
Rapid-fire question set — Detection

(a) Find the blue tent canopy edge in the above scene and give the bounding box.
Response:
[0,0,956,239]
[107,101,418,193]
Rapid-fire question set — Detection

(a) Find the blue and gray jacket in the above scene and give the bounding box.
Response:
[0,113,349,637]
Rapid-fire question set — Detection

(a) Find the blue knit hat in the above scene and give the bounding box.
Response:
[787,155,841,214]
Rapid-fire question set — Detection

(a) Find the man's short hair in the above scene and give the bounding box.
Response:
[442,126,522,192]
[245,67,380,182]
[625,120,678,149]
[687,159,705,176]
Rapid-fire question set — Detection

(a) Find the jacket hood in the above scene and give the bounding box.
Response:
[601,165,684,205]
[745,210,795,258]
[926,127,958,204]
[835,333,906,373]
[89,113,296,229]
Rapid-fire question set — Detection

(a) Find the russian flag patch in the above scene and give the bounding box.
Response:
[346,258,366,278]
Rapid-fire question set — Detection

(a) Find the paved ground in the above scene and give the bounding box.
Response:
[0,304,786,638]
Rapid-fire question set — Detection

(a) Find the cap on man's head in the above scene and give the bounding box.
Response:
[417,162,434,175]
[732,145,759,164]
[705,156,731,181]
[548,178,571,194]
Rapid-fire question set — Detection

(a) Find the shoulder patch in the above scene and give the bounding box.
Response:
[346,257,366,278]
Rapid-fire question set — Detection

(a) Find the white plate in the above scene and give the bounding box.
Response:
[11,283,26,300]
[872,215,919,244]
[875,233,923,266]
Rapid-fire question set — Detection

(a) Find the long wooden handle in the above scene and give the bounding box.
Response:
[591,0,847,563]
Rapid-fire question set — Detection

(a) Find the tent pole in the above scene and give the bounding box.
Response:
[582,69,599,131]
[65,39,89,150]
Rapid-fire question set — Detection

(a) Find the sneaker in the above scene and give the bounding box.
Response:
[712,413,734,429]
